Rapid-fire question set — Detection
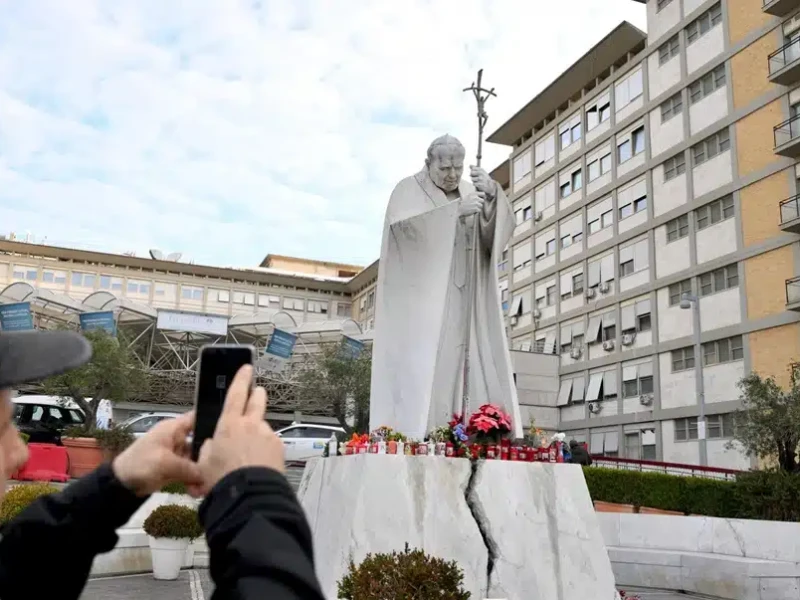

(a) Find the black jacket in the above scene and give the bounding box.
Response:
[0,464,324,600]
[569,443,592,466]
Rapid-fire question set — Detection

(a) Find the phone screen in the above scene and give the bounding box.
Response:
[192,345,254,460]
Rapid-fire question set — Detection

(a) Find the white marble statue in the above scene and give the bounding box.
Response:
[370,134,522,440]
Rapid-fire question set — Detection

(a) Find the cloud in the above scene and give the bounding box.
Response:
[0,0,646,267]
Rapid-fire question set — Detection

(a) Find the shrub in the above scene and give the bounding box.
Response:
[143,504,203,540]
[161,482,188,495]
[1,484,59,524]
[733,470,800,521]
[337,543,471,600]
[63,425,135,458]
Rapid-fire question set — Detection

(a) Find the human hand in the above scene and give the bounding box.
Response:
[112,412,203,497]
[470,166,497,201]
[459,191,485,218]
[190,365,284,497]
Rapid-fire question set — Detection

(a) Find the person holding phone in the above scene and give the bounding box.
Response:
[0,331,323,600]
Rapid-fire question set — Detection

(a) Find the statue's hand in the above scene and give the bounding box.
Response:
[470,166,497,201]
[459,191,485,218]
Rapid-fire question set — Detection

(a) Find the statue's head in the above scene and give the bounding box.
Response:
[425,134,465,193]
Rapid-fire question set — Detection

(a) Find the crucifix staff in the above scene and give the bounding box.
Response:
[460,69,497,424]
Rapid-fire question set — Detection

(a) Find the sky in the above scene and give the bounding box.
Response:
[0,0,646,269]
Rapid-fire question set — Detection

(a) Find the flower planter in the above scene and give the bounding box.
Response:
[593,501,635,514]
[61,437,104,478]
[149,537,189,580]
[637,506,684,516]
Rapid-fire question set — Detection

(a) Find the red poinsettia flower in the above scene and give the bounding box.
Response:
[480,404,503,418]
[449,413,463,429]
[470,415,498,433]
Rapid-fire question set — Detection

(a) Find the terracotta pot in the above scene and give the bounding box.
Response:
[62,437,104,478]
[593,501,635,514]
[638,506,684,516]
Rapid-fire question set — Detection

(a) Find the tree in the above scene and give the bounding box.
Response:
[295,342,371,434]
[41,329,148,432]
[731,370,800,473]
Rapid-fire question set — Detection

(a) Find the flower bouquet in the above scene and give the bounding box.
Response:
[467,404,512,444]
[370,425,407,454]
[345,433,369,455]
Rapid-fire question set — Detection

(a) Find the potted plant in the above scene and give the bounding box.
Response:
[143,504,203,580]
[0,483,59,524]
[41,329,146,477]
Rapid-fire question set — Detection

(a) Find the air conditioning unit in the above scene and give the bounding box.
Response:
[588,401,602,414]
[510,316,518,325]
[621,333,635,346]
[639,394,654,407]
[585,288,596,299]
[534,211,544,222]
[533,308,542,319]
[599,282,610,294]
[602,340,615,351]
[569,346,582,359]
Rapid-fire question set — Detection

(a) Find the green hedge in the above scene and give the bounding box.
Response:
[583,467,800,521]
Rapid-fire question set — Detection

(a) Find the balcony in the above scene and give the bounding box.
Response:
[764,0,800,17]
[774,114,800,157]
[780,195,800,233]
[786,276,800,311]
[768,39,800,85]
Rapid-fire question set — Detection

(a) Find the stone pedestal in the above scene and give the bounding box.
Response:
[298,455,617,600]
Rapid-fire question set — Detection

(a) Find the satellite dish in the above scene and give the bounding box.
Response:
[149,249,164,260]
[166,252,182,262]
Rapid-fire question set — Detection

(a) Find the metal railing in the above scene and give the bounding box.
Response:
[787,275,800,304]
[590,456,743,481]
[775,113,800,148]
[780,194,800,224]
[768,37,800,75]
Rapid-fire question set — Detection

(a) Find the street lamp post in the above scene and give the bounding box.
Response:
[680,292,707,466]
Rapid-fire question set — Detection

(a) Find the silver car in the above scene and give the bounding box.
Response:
[122,412,181,438]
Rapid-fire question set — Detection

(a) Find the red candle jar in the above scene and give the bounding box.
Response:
[470,444,482,459]
[500,446,509,461]
[345,446,355,456]
[357,444,368,454]
[404,443,413,456]
[369,442,379,454]
[509,446,519,461]
[445,442,454,457]
[387,441,398,455]
[519,446,528,461]
[486,445,497,459]
[417,443,429,456]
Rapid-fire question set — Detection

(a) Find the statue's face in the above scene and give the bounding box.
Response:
[428,145,464,192]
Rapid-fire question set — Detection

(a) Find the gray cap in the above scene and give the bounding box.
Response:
[0,331,92,388]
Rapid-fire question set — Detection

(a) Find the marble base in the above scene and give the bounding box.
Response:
[298,456,617,600]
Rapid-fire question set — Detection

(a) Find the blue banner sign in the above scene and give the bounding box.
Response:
[0,302,33,332]
[341,336,365,359]
[266,329,297,359]
[79,311,117,336]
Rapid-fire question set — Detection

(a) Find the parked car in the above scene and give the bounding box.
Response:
[275,423,345,461]
[121,412,181,438]
[13,395,86,445]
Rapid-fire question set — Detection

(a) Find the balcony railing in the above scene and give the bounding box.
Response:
[780,194,800,228]
[774,114,800,153]
[769,38,800,76]
[590,456,743,481]
[786,275,800,306]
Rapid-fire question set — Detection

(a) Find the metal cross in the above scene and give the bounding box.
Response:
[462,69,497,168]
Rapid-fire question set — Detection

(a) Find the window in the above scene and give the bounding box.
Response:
[283,297,305,311]
[534,134,555,166]
[71,272,95,288]
[619,238,648,277]
[337,303,351,317]
[128,280,151,295]
[699,264,738,297]
[545,239,556,256]
[618,140,631,163]
[668,279,692,306]
[154,283,175,298]
[258,294,280,308]
[689,65,726,104]
[586,93,611,131]
[622,363,654,398]
[513,151,532,185]
[98,275,123,291]
[696,195,734,230]
[515,204,533,225]
[632,127,645,155]
[557,376,587,406]
[692,129,730,166]
[657,0,674,12]
[686,3,722,45]
[675,417,699,441]
[181,285,204,300]
[559,117,582,149]
[42,269,66,284]
[572,272,584,295]
[590,430,619,457]
[658,35,679,65]
[560,169,582,198]
[663,152,686,181]
[707,414,735,439]
[666,214,689,242]
[217,290,231,303]
[618,126,645,163]
[307,300,329,314]
[671,347,695,372]
[660,93,683,123]
[703,335,744,366]
[587,152,611,182]
[615,68,643,110]
[546,285,556,306]
[621,299,651,334]
[619,195,647,220]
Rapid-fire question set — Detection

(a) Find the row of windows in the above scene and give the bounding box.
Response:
[671,335,744,372]
[665,195,734,241]
[675,413,734,441]
[667,263,739,306]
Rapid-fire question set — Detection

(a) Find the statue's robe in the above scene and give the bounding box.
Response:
[369,169,522,440]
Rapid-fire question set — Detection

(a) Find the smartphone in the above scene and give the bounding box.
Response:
[191,344,256,460]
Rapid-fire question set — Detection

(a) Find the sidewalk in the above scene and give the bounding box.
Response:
[80,570,213,600]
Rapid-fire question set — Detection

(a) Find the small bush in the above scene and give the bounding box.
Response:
[143,504,203,540]
[337,543,471,600]
[1,484,59,524]
[93,426,135,457]
[161,482,188,495]
[733,470,800,521]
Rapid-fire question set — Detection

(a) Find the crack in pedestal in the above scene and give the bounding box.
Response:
[464,459,498,595]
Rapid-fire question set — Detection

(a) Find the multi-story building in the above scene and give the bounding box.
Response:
[488,0,800,469]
